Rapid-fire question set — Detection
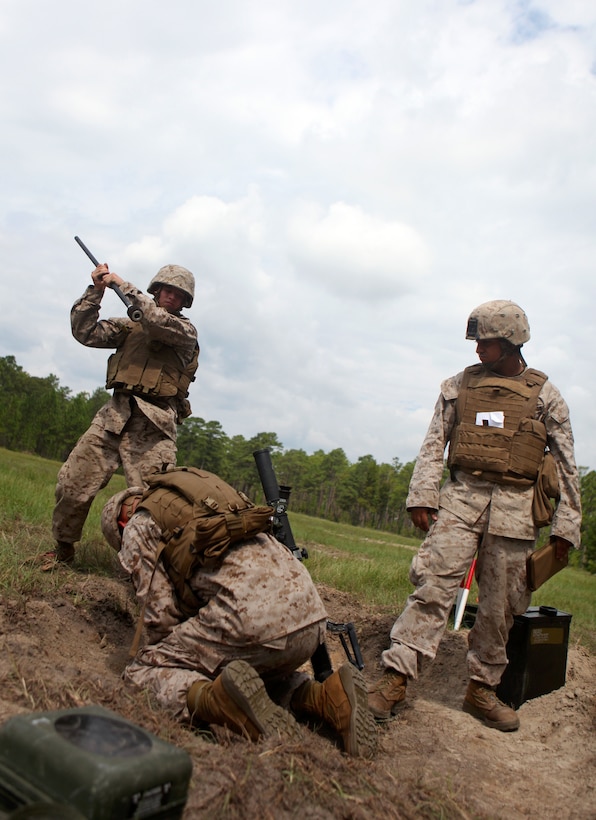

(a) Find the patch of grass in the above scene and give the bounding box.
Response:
[292,512,420,609]
[303,542,414,611]
[0,447,127,590]
[296,513,421,554]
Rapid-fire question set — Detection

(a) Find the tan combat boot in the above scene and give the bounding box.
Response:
[463,680,520,732]
[368,668,408,721]
[187,660,301,741]
[39,542,75,572]
[291,663,377,758]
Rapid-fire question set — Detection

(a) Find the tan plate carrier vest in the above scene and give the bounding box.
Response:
[106,324,199,419]
[447,365,548,486]
[137,467,274,619]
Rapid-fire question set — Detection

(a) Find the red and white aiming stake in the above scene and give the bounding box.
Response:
[454,556,477,631]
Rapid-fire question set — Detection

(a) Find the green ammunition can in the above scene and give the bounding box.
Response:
[0,705,192,819]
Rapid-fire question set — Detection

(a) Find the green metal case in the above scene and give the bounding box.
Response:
[0,705,192,819]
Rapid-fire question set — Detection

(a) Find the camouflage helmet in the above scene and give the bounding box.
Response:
[101,487,144,551]
[465,300,530,347]
[147,265,195,308]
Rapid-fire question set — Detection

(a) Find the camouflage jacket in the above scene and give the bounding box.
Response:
[70,283,198,437]
[406,368,582,546]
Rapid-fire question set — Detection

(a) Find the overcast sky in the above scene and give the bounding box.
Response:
[1,0,595,470]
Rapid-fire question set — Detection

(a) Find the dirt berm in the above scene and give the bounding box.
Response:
[1,575,594,818]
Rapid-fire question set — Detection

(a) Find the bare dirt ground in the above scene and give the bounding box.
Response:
[0,571,594,819]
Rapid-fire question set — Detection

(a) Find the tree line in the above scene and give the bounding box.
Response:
[176,419,418,534]
[1,354,595,570]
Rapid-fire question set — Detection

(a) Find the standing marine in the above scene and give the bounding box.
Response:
[48,261,199,567]
[369,300,581,731]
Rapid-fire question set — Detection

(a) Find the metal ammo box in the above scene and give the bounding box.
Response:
[0,705,192,819]
[497,605,572,709]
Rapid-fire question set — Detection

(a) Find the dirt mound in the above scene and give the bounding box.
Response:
[1,575,594,819]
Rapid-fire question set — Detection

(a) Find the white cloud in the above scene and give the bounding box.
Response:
[286,202,430,299]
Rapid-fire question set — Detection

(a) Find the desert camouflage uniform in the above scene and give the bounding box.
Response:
[52,283,198,545]
[382,369,581,687]
[120,514,328,718]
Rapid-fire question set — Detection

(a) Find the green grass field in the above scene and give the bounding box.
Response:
[1,446,594,651]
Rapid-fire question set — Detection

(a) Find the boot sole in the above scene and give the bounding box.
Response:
[338,664,378,758]
[221,660,302,740]
[462,700,520,732]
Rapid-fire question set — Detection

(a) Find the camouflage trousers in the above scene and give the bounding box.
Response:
[124,620,327,719]
[382,508,533,687]
[52,404,176,545]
